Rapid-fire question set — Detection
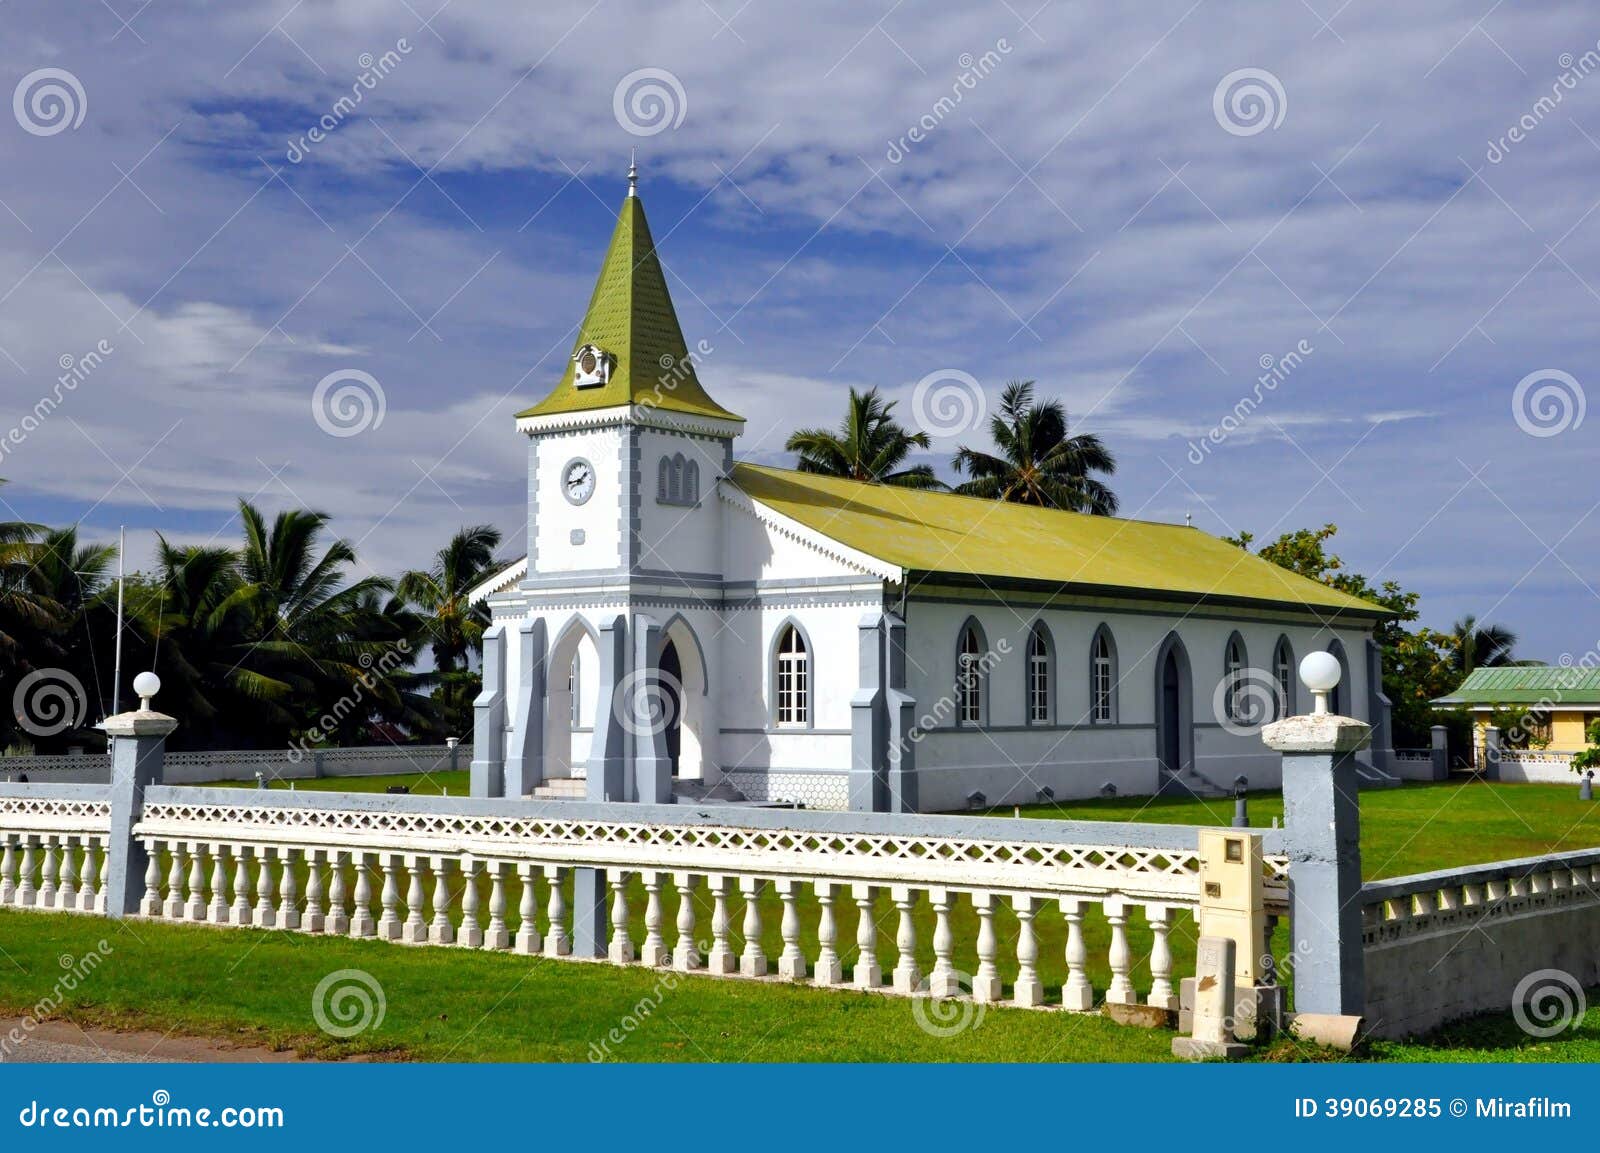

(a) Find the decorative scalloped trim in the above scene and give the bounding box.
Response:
[717,481,900,581]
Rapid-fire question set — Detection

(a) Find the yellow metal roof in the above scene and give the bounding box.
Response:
[517,190,742,424]
[730,463,1389,616]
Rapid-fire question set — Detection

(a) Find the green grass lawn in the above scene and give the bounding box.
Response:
[198,770,470,796]
[996,779,1600,879]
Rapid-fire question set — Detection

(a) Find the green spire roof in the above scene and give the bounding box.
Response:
[517,186,741,423]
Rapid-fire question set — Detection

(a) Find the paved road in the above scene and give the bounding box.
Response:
[0,1019,301,1063]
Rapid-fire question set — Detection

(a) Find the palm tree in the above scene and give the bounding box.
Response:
[952,381,1118,515]
[785,387,943,488]
[398,526,503,737]
[1447,615,1517,675]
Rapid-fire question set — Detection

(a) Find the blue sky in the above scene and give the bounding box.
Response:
[1,1,1597,660]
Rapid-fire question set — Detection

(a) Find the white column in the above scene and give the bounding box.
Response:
[276,846,301,930]
[459,859,483,948]
[672,872,701,971]
[327,851,349,935]
[57,837,77,910]
[78,838,99,912]
[1146,903,1177,1011]
[183,841,205,921]
[1105,897,1134,1006]
[891,885,919,994]
[430,857,457,945]
[376,854,401,940]
[706,874,735,974]
[351,853,377,938]
[207,843,229,924]
[16,837,36,907]
[776,879,806,980]
[38,835,58,909]
[814,882,842,987]
[302,849,325,933]
[1012,894,1043,1008]
[253,847,276,928]
[1060,896,1094,1011]
[484,862,509,950]
[0,834,15,904]
[514,864,542,954]
[928,887,958,999]
[641,872,669,967]
[543,866,570,956]
[402,855,427,943]
[140,842,161,917]
[972,891,1002,1003]
[230,847,252,926]
[164,840,185,919]
[608,873,634,964]
[852,883,880,989]
[739,877,767,977]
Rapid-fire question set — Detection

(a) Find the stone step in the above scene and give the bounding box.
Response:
[532,778,586,799]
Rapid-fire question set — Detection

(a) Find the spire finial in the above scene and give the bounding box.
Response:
[627,149,638,198]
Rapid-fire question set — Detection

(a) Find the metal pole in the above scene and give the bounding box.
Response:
[110,525,126,717]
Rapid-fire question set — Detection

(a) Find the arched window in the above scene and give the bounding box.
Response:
[1224,633,1247,723]
[1090,626,1117,724]
[656,457,671,502]
[684,459,699,503]
[568,652,581,728]
[1273,636,1295,719]
[1328,640,1349,716]
[957,620,986,726]
[1026,623,1052,724]
[775,625,809,726]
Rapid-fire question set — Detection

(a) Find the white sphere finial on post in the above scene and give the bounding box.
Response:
[132,670,161,712]
[1298,651,1341,716]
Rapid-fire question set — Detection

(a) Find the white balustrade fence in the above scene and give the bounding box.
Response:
[0,791,113,914]
[0,784,1290,1017]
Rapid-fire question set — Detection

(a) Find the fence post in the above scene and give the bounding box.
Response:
[1483,725,1502,781]
[103,675,177,919]
[1262,654,1369,1018]
[471,624,507,797]
[850,612,887,812]
[1429,724,1448,782]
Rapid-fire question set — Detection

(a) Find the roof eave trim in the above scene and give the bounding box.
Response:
[719,480,902,583]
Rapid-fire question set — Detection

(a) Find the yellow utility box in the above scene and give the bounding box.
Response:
[1196,828,1265,984]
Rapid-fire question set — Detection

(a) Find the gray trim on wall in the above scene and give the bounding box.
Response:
[906,585,1387,629]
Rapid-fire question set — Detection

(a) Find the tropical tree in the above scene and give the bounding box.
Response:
[952,381,1118,514]
[1444,615,1517,675]
[398,525,503,737]
[785,387,942,488]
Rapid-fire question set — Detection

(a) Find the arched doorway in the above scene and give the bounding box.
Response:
[1154,633,1193,781]
[659,640,683,777]
[545,618,599,779]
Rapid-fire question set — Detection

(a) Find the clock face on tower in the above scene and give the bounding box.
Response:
[561,458,596,505]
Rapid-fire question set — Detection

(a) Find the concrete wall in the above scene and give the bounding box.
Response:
[1362,851,1600,1038]
[0,746,469,786]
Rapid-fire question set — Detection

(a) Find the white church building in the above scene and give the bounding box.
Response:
[468,170,1394,812]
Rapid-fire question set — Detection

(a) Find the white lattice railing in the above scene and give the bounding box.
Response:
[1,744,471,780]
[1390,749,1432,763]
[96,793,1288,1013]
[0,794,113,913]
[1498,749,1578,766]
[1361,848,1600,940]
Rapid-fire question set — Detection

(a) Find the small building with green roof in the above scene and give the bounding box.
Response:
[467,167,1395,812]
[1433,666,1600,777]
